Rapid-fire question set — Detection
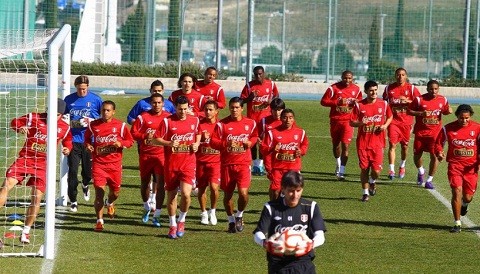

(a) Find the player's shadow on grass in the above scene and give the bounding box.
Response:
[302,194,358,201]
[326,218,451,231]
[123,165,139,171]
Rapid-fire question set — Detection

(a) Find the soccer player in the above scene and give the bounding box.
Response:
[241,66,279,175]
[146,96,201,239]
[195,67,226,109]
[169,72,205,117]
[382,68,421,180]
[84,100,134,231]
[210,97,258,233]
[435,104,480,233]
[126,79,175,125]
[0,98,72,244]
[320,70,362,180]
[260,109,309,201]
[64,75,103,212]
[253,171,327,273]
[350,80,393,202]
[130,93,171,227]
[196,100,221,225]
[259,98,286,179]
[408,79,452,189]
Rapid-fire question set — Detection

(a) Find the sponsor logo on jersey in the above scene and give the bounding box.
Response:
[301,214,308,222]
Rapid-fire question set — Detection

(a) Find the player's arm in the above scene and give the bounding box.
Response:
[240,84,255,103]
[61,127,73,155]
[298,131,309,157]
[209,122,224,150]
[320,87,337,107]
[260,130,274,156]
[84,126,94,152]
[10,114,29,134]
[349,103,363,128]
[435,127,447,161]
[407,98,425,117]
[310,202,327,248]
[130,116,145,141]
[217,87,226,109]
[253,203,273,247]
[244,121,259,148]
[118,123,134,148]
[126,103,141,125]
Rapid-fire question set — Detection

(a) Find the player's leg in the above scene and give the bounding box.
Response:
[152,172,165,227]
[387,141,397,179]
[208,181,219,225]
[21,186,44,244]
[450,185,462,232]
[338,121,353,179]
[424,152,439,189]
[196,164,208,225]
[268,169,282,201]
[67,144,81,210]
[139,159,153,223]
[223,190,236,233]
[93,185,106,231]
[0,177,20,207]
[166,188,179,238]
[177,181,193,237]
[360,168,370,202]
[330,123,342,176]
[80,145,92,201]
[413,137,425,186]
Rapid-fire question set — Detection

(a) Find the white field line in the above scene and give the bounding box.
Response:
[40,210,67,273]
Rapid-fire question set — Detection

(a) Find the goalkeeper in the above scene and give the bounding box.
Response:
[253,171,326,274]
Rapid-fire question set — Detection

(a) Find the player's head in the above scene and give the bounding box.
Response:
[177,72,197,91]
[341,70,354,85]
[455,104,474,126]
[395,67,408,84]
[364,80,378,100]
[204,100,219,119]
[281,108,295,129]
[253,66,266,83]
[175,95,189,119]
[270,98,286,118]
[150,80,164,94]
[57,98,66,115]
[101,100,116,121]
[281,171,304,207]
[150,93,164,113]
[204,67,218,84]
[74,75,89,97]
[426,79,440,97]
[229,97,244,118]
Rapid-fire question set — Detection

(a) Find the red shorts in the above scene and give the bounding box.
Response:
[164,162,196,191]
[388,123,412,146]
[221,164,251,193]
[139,154,165,181]
[413,136,436,155]
[92,163,123,193]
[6,158,47,193]
[269,169,300,191]
[330,120,353,145]
[196,162,221,188]
[448,163,478,195]
[357,148,384,171]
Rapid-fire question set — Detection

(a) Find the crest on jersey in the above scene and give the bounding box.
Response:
[294,135,298,140]
[87,102,91,107]
[112,127,117,133]
[378,108,383,113]
[352,91,355,96]
[191,124,195,130]
[190,98,194,103]
[439,103,443,108]
[245,125,249,131]
[266,88,270,93]
[301,214,308,222]
[404,90,408,96]
[471,131,475,137]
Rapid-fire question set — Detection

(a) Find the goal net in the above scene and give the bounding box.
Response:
[0,25,71,259]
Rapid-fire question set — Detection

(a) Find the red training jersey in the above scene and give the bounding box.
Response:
[131,110,171,156]
[196,117,220,164]
[382,82,421,126]
[435,120,480,166]
[351,99,393,150]
[85,118,134,165]
[320,82,362,121]
[210,115,258,165]
[11,113,72,160]
[258,115,283,139]
[240,79,279,122]
[410,94,450,137]
[168,89,205,117]
[260,126,309,171]
[195,81,226,109]
[156,115,200,168]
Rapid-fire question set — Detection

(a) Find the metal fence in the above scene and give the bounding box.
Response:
[1,0,477,82]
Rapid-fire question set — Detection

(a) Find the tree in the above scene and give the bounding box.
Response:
[367,10,381,80]
[258,46,282,64]
[120,0,146,63]
[44,0,58,28]
[392,0,405,66]
[167,0,180,61]
[317,44,354,75]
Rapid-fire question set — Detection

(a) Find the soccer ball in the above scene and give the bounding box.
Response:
[281,230,312,255]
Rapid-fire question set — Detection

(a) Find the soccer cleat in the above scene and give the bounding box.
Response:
[82,184,90,202]
[235,217,244,232]
[251,166,260,176]
[227,222,237,233]
[70,203,78,212]
[152,217,161,227]
[334,166,340,176]
[200,213,209,225]
[107,204,115,219]
[209,210,217,226]
[258,166,266,176]
[361,194,369,202]
[388,171,395,180]
[20,233,30,244]
[424,181,435,189]
[176,222,185,237]
[337,173,345,181]
[368,184,376,196]
[168,226,177,239]
[450,225,461,233]
[142,210,150,223]
[417,173,425,185]
[94,222,104,232]
[398,167,406,179]
[461,205,469,216]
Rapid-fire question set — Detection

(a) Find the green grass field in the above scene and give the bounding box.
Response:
[2,96,480,274]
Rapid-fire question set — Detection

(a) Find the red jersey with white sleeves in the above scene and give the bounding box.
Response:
[210,116,258,165]
[157,115,200,167]
[195,81,226,109]
[197,117,220,164]
[382,82,421,125]
[260,126,309,170]
[240,79,279,122]
[320,82,362,121]
[259,115,283,139]
[351,99,393,150]
[168,89,205,117]
[84,118,134,165]
[436,120,480,166]
[131,110,171,156]
[410,94,450,137]
[11,113,72,160]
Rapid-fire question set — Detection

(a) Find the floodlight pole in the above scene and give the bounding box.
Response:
[216,0,223,70]
[463,0,471,79]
